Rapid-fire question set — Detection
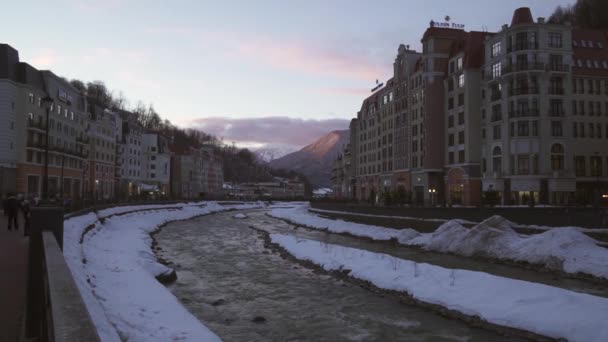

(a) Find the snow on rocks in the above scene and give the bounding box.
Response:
[271,233,608,342]
[269,204,608,280]
[233,213,248,219]
[64,201,261,342]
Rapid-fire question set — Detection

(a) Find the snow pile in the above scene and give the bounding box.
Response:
[271,234,608,342]
[233,213,248,219]
[270,204,608,280]
[64,202,261,342]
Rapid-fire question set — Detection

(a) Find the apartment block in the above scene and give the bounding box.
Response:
[335,7,608,206]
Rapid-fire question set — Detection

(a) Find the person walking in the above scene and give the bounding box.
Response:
[3,193,19,232]
[20,198,30,236]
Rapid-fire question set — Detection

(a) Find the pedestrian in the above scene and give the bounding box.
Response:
[21,198,31,237]
[3,193,19,232]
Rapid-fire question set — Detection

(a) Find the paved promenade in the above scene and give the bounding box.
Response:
[0,216,29,342]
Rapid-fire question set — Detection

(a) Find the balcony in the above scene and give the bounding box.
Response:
[549,110,565,117]
[548,87,565,95]
[508,41,539,52]
[76,136,90,144]
[502,62,544,75]
[508,109,540,118]
[27,140,45,149]
[27,120,46,132]
[490,113,503,122]
[547,64,570,73]
[509,87,539,96]
[490,92,502,101]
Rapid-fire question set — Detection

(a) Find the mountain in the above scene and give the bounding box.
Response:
[269,130,350,188]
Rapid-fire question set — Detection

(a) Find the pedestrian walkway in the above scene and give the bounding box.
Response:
[0,216,29,342]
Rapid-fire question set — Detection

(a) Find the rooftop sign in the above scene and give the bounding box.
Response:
[430,16,465,30]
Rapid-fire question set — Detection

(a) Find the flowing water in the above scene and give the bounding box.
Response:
[156,210,532,342]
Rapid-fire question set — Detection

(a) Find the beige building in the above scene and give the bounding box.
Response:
[339,7,608,206]
[0,43,89,200]
[87,103,118,200]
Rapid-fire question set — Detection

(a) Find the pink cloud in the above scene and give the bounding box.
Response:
[233,36,384,80]
[147,27,385,81]
[30,48,61,68]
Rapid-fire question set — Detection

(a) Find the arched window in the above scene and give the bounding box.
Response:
[551,144,564,171]
[492,146,502,174]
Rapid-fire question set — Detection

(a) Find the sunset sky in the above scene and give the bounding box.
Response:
[2,0,572,151]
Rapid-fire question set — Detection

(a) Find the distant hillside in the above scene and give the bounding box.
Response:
[269,130,349,188]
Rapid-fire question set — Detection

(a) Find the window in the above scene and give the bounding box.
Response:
[448,152,454,164]
[573,122,578,137]
[448,97,454,109]
[28,93,34,104]
[591,155,602,177]
[448,115,454,128]
[532,121,538,136]
[458,150,465,163]
[549,32,562,48]
[448,134,454,146]
[492,146,502,173]
[457,57,463,70]
[491,42,501,58]
[590,123,595,138]
[580,122,585,137]
[458,131,464,144]
[551,144,564,171]
[493,125,501,139]
[458,112,464,125]
[517,121,529,136]
[492,62,501,79]
[551,121,563,137]
[458,74,465,88]
[517,155,530,175]
[575,156,586,176]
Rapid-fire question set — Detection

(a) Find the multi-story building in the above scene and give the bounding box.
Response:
[117,110,144,198]
[142,132,171,195]
[1,44,88,200]
[170,145,203,199]
[200,145,224,195]
[87,103,118,200]
[339,7,608,206]
[331,143,351,198]
[444,31,489,206]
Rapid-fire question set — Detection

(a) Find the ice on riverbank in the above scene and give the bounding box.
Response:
[64,201,264,342]
[271,233,608,342]
[269,203,608,280]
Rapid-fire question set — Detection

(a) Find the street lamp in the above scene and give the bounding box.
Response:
[428,188,437,206]
[41,96,54,201]
[594,151,600,208]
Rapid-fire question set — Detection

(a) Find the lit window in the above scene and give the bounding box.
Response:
[458,74,465,88]
[28,93,34,104]
[492,62,501,78]
[457,57,463,70]
[491,42,501,58]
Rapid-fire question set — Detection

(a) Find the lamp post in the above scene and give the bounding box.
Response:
[428,188,436,207]
[595,151,600,208]
[41,96,54,201]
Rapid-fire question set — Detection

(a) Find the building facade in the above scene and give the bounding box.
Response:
[336,7,608,206]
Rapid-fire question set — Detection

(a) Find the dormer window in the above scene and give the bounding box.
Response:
[577,59,583,67]
[573,40,578,47]
[582,40,587,47]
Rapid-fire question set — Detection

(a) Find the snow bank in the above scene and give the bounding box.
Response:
[271,234,608,342]
[269,203,409,241]
[270,204,608,279]
[64,201,262,342]
[233,213,248,219]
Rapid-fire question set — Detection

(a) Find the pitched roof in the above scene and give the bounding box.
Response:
[511,7,534,26]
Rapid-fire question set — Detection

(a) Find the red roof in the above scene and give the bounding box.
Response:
[511,7,534,26]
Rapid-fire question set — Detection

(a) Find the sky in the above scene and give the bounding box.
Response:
[2,0,573,153]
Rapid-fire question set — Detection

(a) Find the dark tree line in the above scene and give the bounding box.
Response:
[67,78,305,186]
[548,0,608,29]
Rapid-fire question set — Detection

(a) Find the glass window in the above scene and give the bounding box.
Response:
[491,42,501,58]
[549,32,562,48]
